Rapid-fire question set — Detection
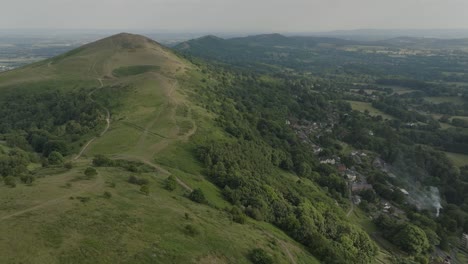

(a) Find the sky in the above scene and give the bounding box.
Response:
[2,0,468,33]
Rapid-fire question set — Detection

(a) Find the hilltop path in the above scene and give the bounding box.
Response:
[73,78,110,160]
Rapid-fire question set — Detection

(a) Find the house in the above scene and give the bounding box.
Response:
[337,164,347,174]
[345,169,357,182]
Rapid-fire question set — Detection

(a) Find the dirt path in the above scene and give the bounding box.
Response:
[346,186,354,217]
[73,78,110,160]
[0,176,103,221]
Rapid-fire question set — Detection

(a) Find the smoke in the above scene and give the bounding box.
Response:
[407,185,443,217]
[378,154,443,217]
[429,186,442,217]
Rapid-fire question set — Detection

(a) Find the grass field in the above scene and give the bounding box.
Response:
[376,85,415,95]
[347,100,394,120]
[424,96,466,105]
[0,162,318,263]
[445,152,468,167]
[0,33,320,263]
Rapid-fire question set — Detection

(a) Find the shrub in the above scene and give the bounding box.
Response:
[140,184,150,196]
[20,175,35,185]
[84,167,98,179]
[189,188,206,203]
[76,196,91,203]
[103,191,112,199]
[128,175,149,185]
[164,175,177,191]
[184,224,200,236]
[92,155,114,167]
[230,206,247,224]
[64,162,73,169]
[4,176,16,188]
[248,248,274,264]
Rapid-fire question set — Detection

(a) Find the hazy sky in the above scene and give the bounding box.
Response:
[2,0,468,32]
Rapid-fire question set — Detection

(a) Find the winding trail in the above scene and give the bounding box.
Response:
[73,78,110,160]
[346,185,354,217]
[346,200,354,217]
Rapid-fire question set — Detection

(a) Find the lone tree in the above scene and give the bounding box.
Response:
[140,184,150,196]
[164,175,177,191]
[189,188,206,203]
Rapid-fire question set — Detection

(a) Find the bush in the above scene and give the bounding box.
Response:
[92,155,114,167]
[64,162,73,169]
[189,188,206,203]
[20,175,35,185]
[4,176,16,188]
[248,248,274,264]
[230,206,247,224]
[84,167,98,179]
[184,224,200,236]
[164,175,177,191]
[103,191,112,199]
[128,175,149,185]
[140,184,150,196]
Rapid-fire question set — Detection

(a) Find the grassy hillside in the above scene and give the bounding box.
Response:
[0,33,319,263]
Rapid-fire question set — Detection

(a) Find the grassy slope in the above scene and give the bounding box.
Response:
[0,33,319,263]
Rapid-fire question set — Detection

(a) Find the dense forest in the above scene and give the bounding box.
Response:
[0,87,104,178]
[177,35,468,263]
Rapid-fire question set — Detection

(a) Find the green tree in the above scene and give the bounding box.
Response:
[189,188,206,203]
[48,151,64,165]
[393,223,430,255]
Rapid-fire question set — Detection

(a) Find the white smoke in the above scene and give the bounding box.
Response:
[407,185,443,217]
[429,186,442,217]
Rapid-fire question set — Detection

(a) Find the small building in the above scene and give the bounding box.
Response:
[462,233,468,250]
[345,169,357,182]
[399,188,409,195]
[320,159,336,165]
[337,164,347,174]
[351,183,373,192]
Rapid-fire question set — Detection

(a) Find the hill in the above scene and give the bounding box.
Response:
[0,33,321,263]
